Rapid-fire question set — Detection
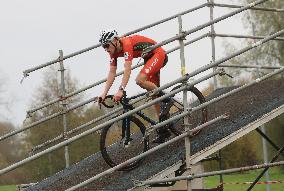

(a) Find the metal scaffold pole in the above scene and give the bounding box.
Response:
[247,146,284,191]
[260,125,271,191]
[59,50,70,168]
[24,0,269,116]
[178,15,192,191]
[209,0,218,90]
[3,1,284,190]
[209,0,223,185]
[251,22,270,191]
[213,3,284,12]
[138,161,284,186]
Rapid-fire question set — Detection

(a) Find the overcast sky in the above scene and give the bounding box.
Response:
[0,0,249,126]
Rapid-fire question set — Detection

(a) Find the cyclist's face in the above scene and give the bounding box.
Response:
[103,41,115,54]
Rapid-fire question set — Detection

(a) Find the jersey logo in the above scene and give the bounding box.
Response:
[133,42,155,51]
[144,58,158,74]
[151,58,158,66]
[124,52,129,60]
[109,58,115,64]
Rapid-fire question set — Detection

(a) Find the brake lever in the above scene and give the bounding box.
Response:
[119,91,131,107]
[98,97,102,109]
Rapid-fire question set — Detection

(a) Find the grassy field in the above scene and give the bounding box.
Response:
[0,168,283,191]
[205,168,284,191]
[0,185,16,191]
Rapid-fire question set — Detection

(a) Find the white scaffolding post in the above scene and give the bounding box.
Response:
[178,15,192,191]
[251,22,271,191]
[209,0,218,89]
[209,1,223,185]
[261,125,271,191]
[2,1,284,190]
[59,50,70,168]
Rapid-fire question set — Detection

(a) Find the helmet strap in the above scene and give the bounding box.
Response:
[111,38,119,53]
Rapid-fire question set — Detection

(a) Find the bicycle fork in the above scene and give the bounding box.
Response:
[121,115,132,148]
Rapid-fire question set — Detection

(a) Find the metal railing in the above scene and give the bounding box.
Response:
[1,28,282,188]
[1,0,283,191]
[136,161,284,187]
[66,64,284,191]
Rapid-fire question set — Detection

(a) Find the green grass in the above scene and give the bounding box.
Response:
[0,185,16,191]
[205,168,284,191]
[0,169,283,191]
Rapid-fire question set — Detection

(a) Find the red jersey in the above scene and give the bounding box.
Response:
[109,35,165,66]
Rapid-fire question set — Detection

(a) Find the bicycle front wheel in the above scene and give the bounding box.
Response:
[100,116,149,171]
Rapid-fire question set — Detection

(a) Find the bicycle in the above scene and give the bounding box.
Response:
[99,85,207,171]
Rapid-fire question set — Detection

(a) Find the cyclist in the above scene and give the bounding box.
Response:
[98,29,170,143]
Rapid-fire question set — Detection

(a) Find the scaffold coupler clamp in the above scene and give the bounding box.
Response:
[20,71,29,84]
[132,179,145,188]
[206,0,214,7]
[208,30,216,38]
[178,31,187,41]
[219,68,233,78]
[182,122,192,128]
[63,132,68,140]
[26,111,33,118]
[59,95,67,101]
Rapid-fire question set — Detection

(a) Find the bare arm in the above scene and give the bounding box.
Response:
[119,61,132,89]
[102,65,117,97]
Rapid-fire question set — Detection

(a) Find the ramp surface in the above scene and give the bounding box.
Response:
[27,79,284,191]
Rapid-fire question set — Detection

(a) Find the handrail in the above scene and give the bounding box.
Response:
[66,65,284,190]
[26,0,268,115]
[22,3,209,78]
[214,33,284,41]
[219,64,283,70]
[26,33,210,116]
[0,74,190,142]
[0,73,215,176]
[4,0,282,186]
[137,161,284,187]
[25,0,269,115]
[212,3,284,12]
[32,69,222,152]
[66,115,228,191]
[143,0,270,54]
[1,28,284,175]
[190,29,284,76]
[25,0,269,116]
[2,27,283,142]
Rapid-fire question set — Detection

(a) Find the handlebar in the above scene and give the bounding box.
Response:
[99,95,115,108]
[99,91,131,108]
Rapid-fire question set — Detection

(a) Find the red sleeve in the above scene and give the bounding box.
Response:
[122,38,133,62]
[109,54,117,67]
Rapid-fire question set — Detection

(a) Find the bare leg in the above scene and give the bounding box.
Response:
[136,73,160,119]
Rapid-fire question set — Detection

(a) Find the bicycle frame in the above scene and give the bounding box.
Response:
[99,86,207,170]
[119,94,158,146]
[102,90,183,146]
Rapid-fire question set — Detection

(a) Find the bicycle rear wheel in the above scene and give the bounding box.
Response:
[100,116,149,171]
[161,86,208,136]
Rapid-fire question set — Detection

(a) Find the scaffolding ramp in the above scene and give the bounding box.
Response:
[0,0,283,191]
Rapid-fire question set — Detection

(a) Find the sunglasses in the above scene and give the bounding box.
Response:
[102,43,110,49]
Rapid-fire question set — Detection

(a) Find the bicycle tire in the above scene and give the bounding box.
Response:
[100,115,149,171]
[161,86,208,136]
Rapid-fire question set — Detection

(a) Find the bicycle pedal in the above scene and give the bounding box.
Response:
[124,141,131,148]
[123,137,133,148]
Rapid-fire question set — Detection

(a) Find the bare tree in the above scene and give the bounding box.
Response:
[23,66,102,181]
[0,71,9,121]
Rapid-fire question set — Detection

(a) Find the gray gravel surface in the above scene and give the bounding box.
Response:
[27,79,284,191]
